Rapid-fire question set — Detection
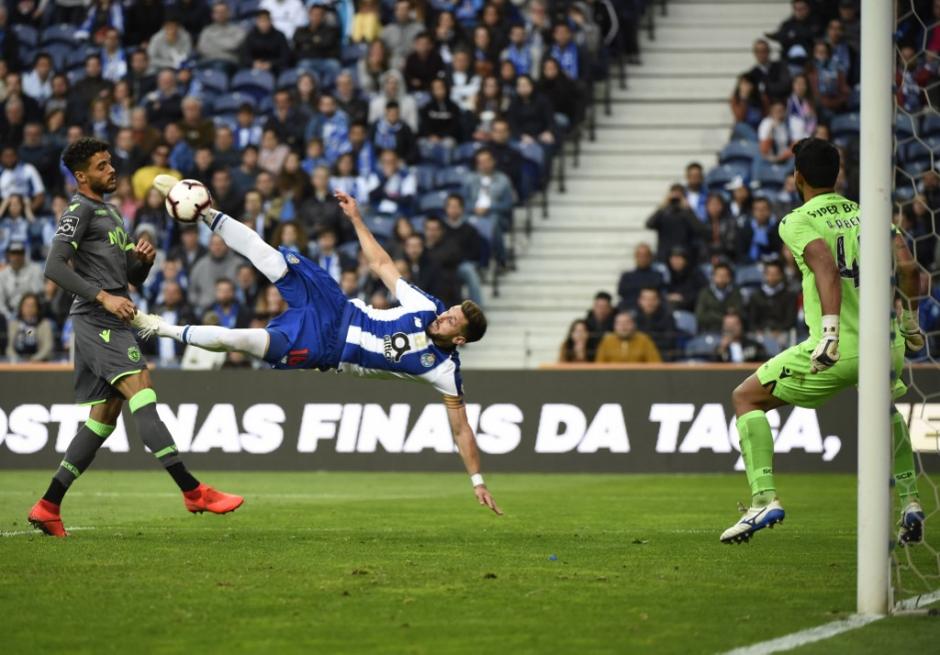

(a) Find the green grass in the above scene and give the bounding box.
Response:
[1,472,938,654]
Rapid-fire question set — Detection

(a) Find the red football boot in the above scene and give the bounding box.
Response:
[28,499,68,537]
[183,484,244,514]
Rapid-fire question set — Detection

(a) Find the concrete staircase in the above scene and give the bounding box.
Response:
[464,0,791,369]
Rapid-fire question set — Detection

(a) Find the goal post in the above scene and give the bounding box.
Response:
[857,0,894,617]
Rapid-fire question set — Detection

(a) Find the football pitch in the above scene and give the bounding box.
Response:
[1,471,938,654]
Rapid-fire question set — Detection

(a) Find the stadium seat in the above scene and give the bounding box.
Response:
[435,165,470,191]
[705,164,749,192]
[731,122,758,142]
[12,24,38,48]
[211,92,256,116]
[418,190,449,214]
[903,140,931,165]
[338,241,360,260]
[40,23,78,46]
[894,184,916,203]
[750,160,791,193]
[410,215,426,233]
[67,69,85,85]
[830,112,860,143]
[895,113,916,140]
[684,333,719,361]
[921,113,940,139]
[196,69,229,94]
[413,164,437,192]
[735,264,763,288]
[43,42,70,70]
[719,141,761,167]
[467,215,494,266]
[364,215,394,241]
[66,46,97,72]
[673,310,697,336]
[18,46,36,68]
[418,141,451,166]
[231,69,275,102]
[236,0,261,19]
[342,43,367,66]
[276,68,303,90]
[761,335,783,357]
[453,141,480,164]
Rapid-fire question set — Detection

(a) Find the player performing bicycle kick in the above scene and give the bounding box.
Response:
[134,188,501,515]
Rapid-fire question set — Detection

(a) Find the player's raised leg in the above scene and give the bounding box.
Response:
[893,406,924,544]
[134,314,272,360]
[719,373,787,544]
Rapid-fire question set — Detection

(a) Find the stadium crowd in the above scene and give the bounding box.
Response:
[0,0,645,365]
[560,0,940,364]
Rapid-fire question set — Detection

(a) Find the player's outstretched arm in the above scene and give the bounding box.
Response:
[445,400,502,515]
[334,189,400,293]
[893,233,925,351]
[804,238,842,373]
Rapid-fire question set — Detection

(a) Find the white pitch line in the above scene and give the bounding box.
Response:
[1,526,97,538]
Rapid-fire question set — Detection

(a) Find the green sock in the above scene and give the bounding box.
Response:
[892,408,919,503]
[737,410,776,506]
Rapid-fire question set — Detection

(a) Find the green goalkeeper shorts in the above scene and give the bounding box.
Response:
[756,334,907,409]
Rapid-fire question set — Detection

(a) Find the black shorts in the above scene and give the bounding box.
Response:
[72,313,146,405]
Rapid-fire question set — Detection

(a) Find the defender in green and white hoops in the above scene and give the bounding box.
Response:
[720,138,926,545]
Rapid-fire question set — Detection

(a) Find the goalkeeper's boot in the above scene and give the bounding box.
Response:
[131,311,166,340]
[27,499,68,537]
[720,499,785,544]
[898,501,925,545]
[183,483,244,515]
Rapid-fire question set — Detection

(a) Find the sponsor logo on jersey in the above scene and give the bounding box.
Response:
[287,254,300,264]
[127,346,141,363]
[384,332,411,362]
[68,202,80,212]
[414,317,422,328]
[420,352,435,368]
[56,215,79,238]
[287,348,309,366]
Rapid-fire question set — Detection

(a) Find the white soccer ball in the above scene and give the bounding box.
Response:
[165,179,213,223]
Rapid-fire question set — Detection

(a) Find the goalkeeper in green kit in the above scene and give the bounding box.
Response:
[720,138,926,545]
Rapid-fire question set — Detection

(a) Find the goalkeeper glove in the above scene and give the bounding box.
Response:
[811,315,840,373]
[900,308,925,352]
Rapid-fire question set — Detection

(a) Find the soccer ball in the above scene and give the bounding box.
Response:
[165,179,213,223]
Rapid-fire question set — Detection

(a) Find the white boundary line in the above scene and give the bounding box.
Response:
[1,527,96,538]
[722,589,940,655]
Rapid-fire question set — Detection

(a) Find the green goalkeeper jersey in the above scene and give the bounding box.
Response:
[778,192,861,355]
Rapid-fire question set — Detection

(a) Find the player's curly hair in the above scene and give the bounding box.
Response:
[461,300,487,343]
[62,137,110,174]
[793,137,840,189]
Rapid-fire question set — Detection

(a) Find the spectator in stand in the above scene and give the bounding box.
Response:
[703,192,744,263]
[383,0,423,69]
[197,1,246,73]
[739,197,782,263]
[0,240,43,316]
[462,147,514,265]
[293,3,342,82]
[70,56,113,125]
[471,74,506,140]
[358,40,390,96]
[164,122,194,176]
[489,117,523,193]
[471,25,498,77]
[0,96,27,148]
[502,23,540,79]
[539,56,579,127]
[0,145,45,212]
[308,94,352,160]
[684,162,707,221]
[634,288,678,361]
[260,0,307,41]
[617,243,664,311]
[368,70,418,131]
[234,103,263,151]
[664,246,706,312]
[147,15,193,72]
[258,128,289,175]
[595,311,662,363]
[730,74,766,131]
[207,278,251,328]
[351,0,382,43]
[826,18,856,85]
[370,148,416,217]
[646,184,706,263]
[292,71,320,117]
[432,10,467,65]
[695,261,744,333]
[142,279,195,364]
[100,27,128,83]
[808,40,849,117]
[785,73,816,142]
[76,0,124,42]
[901,194,936,271]
[335,72,369,126]
[180,96,214,150]
[22,53,53,105]
[585,290,614,339]
[210,168,243,218]
[6,293,53,362]
[311,225,355,282]
[757,101,793,163]
[174,0,212,41]
[370,100,417,164]
[558,319,597,363]
[144,69,183,130]
[450,48,480,111]
[549,21,586,84]
[838,0,860,53]
[765,0,821,65]
[420,77,463,145]
[747,260,796,348]
[714,313,766,363]
[243,9,292,72]
[404,32,446,93]
[746,38,791,103]
[442,193,484,306]
[189,233,245,312]
[343,125,379,186]
[506,74,555,148]
[0,194,33,256]
[298,164,344,238]
[727,177,752,219]
[422,215,463,307]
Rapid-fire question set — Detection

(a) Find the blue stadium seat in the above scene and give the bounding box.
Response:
[40,23,78,46]
[237,0,261,19]
[211,92,256,116]
[410,215,426,233]
[66,46,97,72]
[705,164,748,192]
[435,165,470,191]
[453,141,480,164]
[731,122,758,143]
[13,24,38,48]
[414,164,437,192]
[673,310,697,336]
[43,42,70,70]
[513,141,547,196]
[750,160,791,193]
[364,215,394,241]
[894,184,917,203]
[418,190,449,214]
[342,43,367,66]
[18,46,36,68]
[830,112,860,142]
[903,140,931,165]
[921,114,940,139]
[684,334,719,361]
[761,335,783,357]
[719,141,761,167]
[338,241,360,260]
[231,69,275,102]
[196,69,229,94]
[418,141,451,166]
[735,264,763,288]
[895,113,916,140]
[276,68,302,90]
[67,69,85,85]
[467,215,494,266]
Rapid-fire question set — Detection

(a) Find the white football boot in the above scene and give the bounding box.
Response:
[720,499,786,544]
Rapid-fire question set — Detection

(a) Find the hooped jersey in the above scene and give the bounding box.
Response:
[779,191,865,354]
[337,279,464,401]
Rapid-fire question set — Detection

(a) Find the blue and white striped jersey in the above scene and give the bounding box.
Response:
[336,279,464,398]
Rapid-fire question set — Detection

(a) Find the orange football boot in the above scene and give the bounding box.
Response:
[183,484,244,514]
[28,499,68,537]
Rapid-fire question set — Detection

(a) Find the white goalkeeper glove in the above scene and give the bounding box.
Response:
[899,308,925,352]
[811,315,840,373]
